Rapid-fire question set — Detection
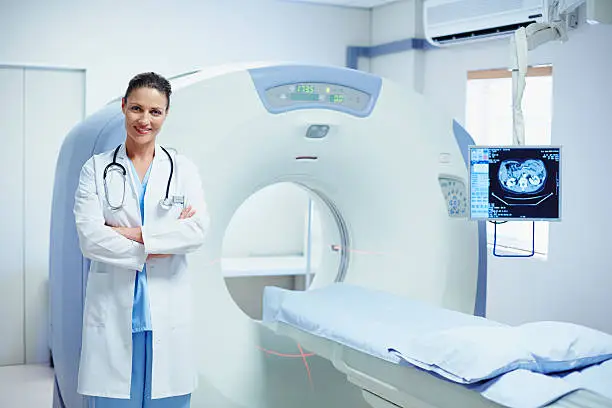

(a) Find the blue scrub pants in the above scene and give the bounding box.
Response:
[89,331,191,408]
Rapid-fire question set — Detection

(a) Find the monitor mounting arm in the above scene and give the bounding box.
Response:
[511,0,577,145]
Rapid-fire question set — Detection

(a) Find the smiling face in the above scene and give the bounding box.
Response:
[121,86,169,147]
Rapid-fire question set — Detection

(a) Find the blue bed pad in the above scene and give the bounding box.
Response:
[262,283,612,408]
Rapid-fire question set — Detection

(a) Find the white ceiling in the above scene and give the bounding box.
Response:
[281,0,402,9]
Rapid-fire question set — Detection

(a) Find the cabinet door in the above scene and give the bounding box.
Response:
[24,68,85,363]
[0,67,25,366]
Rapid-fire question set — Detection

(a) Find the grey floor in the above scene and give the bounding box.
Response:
[0,364,54,407]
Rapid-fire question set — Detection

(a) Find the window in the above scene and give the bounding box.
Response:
[465,66,553,255]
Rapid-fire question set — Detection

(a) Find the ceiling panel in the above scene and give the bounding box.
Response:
[281,0,402,9]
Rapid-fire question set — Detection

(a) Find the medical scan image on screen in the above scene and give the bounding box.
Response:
[469,146,561,220]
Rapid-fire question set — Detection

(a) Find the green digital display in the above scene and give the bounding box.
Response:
[295,84,315,94]
[287,84,347,104]
[266,82,370,111]
[329,94,344,103]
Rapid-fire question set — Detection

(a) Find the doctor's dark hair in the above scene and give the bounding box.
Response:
[124,72,172,109]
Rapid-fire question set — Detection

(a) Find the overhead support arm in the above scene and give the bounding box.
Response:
[511,1,572,145]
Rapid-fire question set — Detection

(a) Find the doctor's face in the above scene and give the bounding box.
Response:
[122,87,168,146]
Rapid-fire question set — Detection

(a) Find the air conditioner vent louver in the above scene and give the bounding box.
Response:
[424,0,546,46]
[433,20,538,44]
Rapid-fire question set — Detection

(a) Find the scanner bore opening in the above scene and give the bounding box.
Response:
[221,181,349,320]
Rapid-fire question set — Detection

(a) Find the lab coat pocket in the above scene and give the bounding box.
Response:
[83,272,110,327]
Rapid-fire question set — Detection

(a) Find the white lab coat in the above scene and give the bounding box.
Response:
[73,143,209,399]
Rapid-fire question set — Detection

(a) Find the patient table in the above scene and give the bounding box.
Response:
[262,284,612,408]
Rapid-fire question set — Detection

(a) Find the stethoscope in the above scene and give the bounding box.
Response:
[103,144,182,211]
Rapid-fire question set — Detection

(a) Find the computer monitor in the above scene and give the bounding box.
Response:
[468,145,561,221]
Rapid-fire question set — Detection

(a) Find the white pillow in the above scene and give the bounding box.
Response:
[388,321,612,384]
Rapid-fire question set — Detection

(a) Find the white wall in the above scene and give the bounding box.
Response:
[369,0,425,92]
[485,24,612,335]
[0,0,370,114]
[371,0,612,334]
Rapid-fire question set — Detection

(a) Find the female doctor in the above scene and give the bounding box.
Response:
[73,72,209,407]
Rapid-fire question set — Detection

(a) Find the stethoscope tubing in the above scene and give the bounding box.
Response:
[102,144,174,210]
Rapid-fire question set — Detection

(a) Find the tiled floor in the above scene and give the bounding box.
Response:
[0,364,54,407]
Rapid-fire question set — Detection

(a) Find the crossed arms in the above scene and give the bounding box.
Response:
[108,205,196,260]
[74,157,210,271]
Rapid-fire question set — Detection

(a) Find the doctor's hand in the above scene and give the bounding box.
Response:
[109,226,144,244]
[179,205,196,220]
[147,253,172,260]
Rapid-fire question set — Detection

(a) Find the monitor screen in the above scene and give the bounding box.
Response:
[469,146,561,221]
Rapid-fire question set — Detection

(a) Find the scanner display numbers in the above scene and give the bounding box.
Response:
[264,82,370,112]
[295,84,315,94]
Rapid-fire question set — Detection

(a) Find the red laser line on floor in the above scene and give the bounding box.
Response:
[257,344,315,390]
[257,346,315,358]
[297,343,313,390]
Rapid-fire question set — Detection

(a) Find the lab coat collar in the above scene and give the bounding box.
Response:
[115,142,168,163]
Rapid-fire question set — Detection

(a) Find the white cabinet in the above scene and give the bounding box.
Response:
[0,67,26,366]
[0,66,84,365]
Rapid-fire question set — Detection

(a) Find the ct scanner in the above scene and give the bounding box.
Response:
[49,63,612,408]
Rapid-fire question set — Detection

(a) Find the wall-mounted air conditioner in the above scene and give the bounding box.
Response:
[424,0,547,46]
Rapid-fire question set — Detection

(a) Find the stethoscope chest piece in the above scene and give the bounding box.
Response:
[159,198,173,210]
[160,195,185,210]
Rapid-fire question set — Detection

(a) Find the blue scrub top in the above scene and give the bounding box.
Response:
[129,160,153,333]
